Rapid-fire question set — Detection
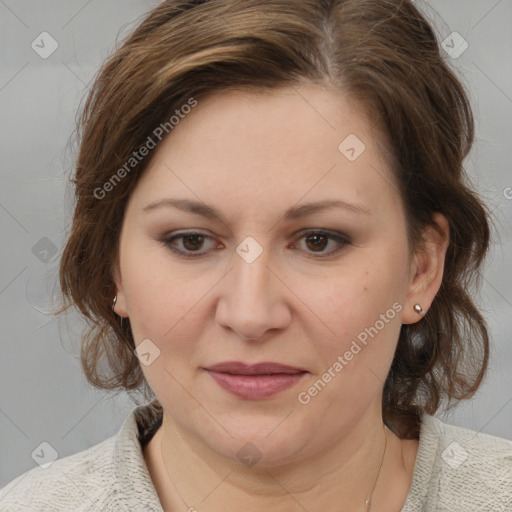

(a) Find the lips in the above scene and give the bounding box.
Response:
[203,361,308,400]
[204,361,306,375]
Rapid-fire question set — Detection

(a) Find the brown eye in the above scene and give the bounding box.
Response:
[161,231,218,258]
[292,230,351,258]
[182,234,206,251]
[161,229,350,259]
[304,233,329,252]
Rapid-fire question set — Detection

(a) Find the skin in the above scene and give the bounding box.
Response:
[113,84,450,511]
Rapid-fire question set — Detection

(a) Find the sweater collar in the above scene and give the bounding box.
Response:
[113,402,164,511]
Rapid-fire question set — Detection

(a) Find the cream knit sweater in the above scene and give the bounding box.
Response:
[1,404,511,511]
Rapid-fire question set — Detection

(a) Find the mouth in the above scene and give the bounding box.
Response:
[203,361,308,400]
[203,361,307,375]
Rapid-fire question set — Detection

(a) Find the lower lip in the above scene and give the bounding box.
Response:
[205,370,307,400]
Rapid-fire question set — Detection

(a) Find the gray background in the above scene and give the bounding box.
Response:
[1,0,511,490]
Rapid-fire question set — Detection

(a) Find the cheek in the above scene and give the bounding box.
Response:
[299,272,403,417]
[120,242,198,348]
[311,252,407,365]
[120,248,207,402]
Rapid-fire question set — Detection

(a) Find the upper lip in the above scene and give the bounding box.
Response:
[204,361,307,375]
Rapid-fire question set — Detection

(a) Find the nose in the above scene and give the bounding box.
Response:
[215,244,292,341]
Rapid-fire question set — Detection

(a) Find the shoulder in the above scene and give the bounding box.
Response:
[0,403,163,512]
[406,413,512,511]
[0,435,117,511]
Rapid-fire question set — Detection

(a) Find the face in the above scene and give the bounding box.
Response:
[113,84,430,466]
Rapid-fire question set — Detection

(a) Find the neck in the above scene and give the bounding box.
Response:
[143,407,416,512]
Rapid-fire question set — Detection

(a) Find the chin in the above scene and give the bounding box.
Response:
[195,416,312,469]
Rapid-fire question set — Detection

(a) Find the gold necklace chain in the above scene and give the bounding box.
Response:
[364,425,389,511]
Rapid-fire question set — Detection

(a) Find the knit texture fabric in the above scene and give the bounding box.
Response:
[1,404,511,511]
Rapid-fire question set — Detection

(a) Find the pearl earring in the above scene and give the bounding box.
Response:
[112,295,117,311]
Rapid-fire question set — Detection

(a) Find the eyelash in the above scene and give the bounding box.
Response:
[159,230,351,259]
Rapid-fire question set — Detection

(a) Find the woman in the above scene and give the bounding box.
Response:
[1,0,511,510]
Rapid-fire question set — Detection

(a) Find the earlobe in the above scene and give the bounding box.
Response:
[402,213,450,325]
[112,290,129,318]
[112,263,129,318]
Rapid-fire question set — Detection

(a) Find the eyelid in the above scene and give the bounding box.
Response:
[292,228,351,244]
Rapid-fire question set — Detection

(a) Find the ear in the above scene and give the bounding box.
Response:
[402,212,450,325]
[112,255,129,318]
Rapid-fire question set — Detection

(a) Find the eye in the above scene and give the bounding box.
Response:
[160,231,219,258]
[290,230,351,258]
[159,229,351,259]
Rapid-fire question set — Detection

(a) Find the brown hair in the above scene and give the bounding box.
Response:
[57,0,491,438]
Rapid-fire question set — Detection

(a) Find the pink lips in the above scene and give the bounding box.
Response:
[203,361,307,400]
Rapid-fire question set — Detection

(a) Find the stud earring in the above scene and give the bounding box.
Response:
[413,304,424,314]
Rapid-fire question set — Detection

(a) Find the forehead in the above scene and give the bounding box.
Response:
[127,85,401,224]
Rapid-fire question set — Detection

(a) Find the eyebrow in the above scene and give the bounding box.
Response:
[143,198,372,221]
